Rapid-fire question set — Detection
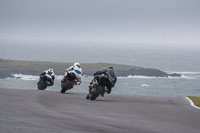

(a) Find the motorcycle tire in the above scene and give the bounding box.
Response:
[90,85,104,100]
[61,80,72,93]
[37,81,47,90]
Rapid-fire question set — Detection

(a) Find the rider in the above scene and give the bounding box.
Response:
[38,68,55,86]
[61,62,82,86]
[87,67,117,98]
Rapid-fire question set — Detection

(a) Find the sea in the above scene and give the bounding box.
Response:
[0,43,200,97]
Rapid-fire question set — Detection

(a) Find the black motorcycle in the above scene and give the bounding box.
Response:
[61,73,77,93]
[37,75,48,90]
[87,70,117,100]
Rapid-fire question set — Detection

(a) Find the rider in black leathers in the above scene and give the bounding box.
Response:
[87,67,117,98]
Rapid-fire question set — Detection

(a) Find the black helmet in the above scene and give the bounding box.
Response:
[108,66,113,70]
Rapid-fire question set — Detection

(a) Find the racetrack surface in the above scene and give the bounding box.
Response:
[0,88,199,133]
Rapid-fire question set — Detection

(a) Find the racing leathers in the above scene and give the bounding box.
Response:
[39,68,55,86]
[89,67,117,95]
[62,63,82,86]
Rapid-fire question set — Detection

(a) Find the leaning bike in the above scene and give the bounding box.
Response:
[87,69,117,100]
[61,73,77,93]
[37,75,48,90]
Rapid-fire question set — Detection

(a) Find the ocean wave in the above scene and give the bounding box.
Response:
[168,74,195,79]
[10,74,93,81]
[141,84,149,87]
[5,73,197,81]
[118,75,163,79]
[12,74,39,81]
[166,71,200,75]
[10,74,161,80]
[118,74,196,79]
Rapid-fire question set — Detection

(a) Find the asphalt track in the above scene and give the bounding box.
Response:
[0,88,199,133]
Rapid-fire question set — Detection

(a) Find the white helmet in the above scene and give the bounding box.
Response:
[73,62,80,68]
[74,62,80,66]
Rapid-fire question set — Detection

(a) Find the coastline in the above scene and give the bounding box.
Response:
[0,59,181,78]
[0,88,199,133]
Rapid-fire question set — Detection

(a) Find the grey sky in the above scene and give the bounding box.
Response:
[0,0,200,48]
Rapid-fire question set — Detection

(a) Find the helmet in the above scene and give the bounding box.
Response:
[73,62,80,66]
[108,66,113,70]
[49,68,53,72]
[73,62,80,68]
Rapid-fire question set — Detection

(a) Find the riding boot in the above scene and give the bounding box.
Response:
[86,94,90,99]
[101,89,106,97]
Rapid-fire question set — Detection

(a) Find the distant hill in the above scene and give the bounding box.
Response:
[0,59,181,78]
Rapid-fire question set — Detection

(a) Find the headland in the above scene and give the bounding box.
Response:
[0,58,181,78]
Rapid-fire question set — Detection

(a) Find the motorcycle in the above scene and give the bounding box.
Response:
[61,73,77,93]
[87,70,117,100]
[37,75,48,90]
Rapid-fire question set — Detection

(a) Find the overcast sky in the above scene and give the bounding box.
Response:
[0,0,200,48]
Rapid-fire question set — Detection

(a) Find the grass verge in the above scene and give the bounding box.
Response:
[187,96,200,107]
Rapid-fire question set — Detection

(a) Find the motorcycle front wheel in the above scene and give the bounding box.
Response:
[90,85,104,100]
[61,80,72,93]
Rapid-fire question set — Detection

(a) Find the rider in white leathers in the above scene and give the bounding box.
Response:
[62,62,82,86]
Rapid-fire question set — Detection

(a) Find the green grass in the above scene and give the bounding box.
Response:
[188,96,200,107]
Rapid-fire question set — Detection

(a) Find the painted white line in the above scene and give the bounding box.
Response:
[186,97,200,110]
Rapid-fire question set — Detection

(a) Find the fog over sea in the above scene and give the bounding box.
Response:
[0,43,200,97]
